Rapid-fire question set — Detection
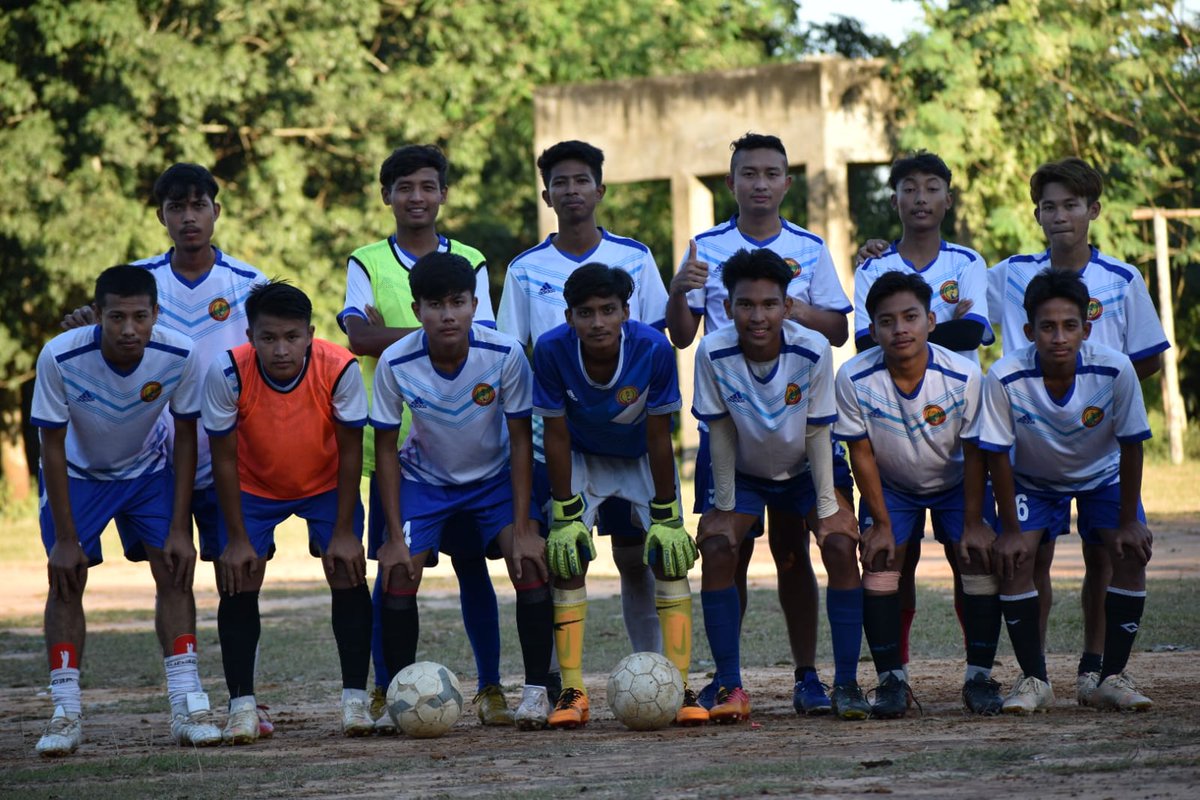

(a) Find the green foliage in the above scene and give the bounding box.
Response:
[893,0,1200,407]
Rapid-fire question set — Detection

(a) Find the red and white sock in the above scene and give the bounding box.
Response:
[48,642,82,717]
[164,634,203,711]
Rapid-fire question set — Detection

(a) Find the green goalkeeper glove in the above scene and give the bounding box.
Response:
[546,494,594,579]
[643,498,697,579]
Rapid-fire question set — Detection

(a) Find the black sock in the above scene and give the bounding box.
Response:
[1101,589,1146,679]
[794,665,816,682]
[218,591,261,699]
[862,592,903,675]
[1001,594,1046,681]
[962,592,1001,672]
[1078,651,1103,676]
[331,585,373,690]
[515,583,553,687]
[381,592,419,678]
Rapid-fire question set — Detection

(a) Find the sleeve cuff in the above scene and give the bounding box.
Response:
[532,406,566,418]
[692,408,729,422]
[1117,430,1153,444]
[336,307,366,334]
[834,431,868,442]
[30,416,68,429]
[647,400,683,415]
[807,413,838,426]
[977,440,1012,453]
[366,418,401,431]
[170,409,202,420]
[505,409,534,419]
[204,424,236,437]
[335,416,369,429]
[1127,341,1170,362]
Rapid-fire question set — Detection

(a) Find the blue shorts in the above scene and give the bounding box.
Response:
[1003,481,1146,546]
[533,460,643,539]
[858,483,968,546]
[368,472,492,564]
[39,469,174,565]
[700,470,817,522]
[202,487,365,560]
[191,486,220,544]
[692,427,853,515]
[400,470,543,561]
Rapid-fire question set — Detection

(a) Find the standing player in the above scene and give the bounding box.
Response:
[533,264,705,728]
[203,282,374,741]
[691,248,861,723]
[498,140,670,659]
[32,266,220,756]
[851,151,992,687]
[666,133,858,717]
[339,144,509,729]
[980,269,1154,713]
[371,253,554,730]
[60,163,275,737]
[987,159,1167,705]
[836,271,1003,717]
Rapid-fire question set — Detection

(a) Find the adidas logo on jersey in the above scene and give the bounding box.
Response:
[566,390,579,401]
[1017,414,1036,425]
[409,397,427,409]
[76,390,96,403]
[869,408,886,419]
[538,282,556,296]
[726,391,747,405]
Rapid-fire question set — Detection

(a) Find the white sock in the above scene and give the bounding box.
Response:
[229,695,257,713]
[342,688,369,704]
[49,668,82,717]
[612,544,662,653]
[164,653,203,711]
[965,664,991,682]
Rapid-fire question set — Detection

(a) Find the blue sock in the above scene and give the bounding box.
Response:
[454,555,502,689]
[370,573,388,690]
[702,586,743,690]
[827,587,864,686]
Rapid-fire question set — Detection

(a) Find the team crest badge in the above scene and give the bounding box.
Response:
[140,382,163,402]
[616,386,640,406]
[209,297,231,321]
[1087,298,1103,321]
[939,280,959,304]
[784,258,802,279]
[784,383,802,405]
[472,383,496,406]
[1081,406,1105,428]
[922,404,947,426]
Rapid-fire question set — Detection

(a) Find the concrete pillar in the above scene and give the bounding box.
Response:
[670,172,714,464]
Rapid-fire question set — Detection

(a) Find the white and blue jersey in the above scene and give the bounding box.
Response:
[692,320,836,482]
[978,341,1152,494]
[31,325,202,480]
[834,343,982,495]
[683,216,851,334]
[497,228,668,346]
[370,324,532,487]
[532,321,680,459]
[135,248,266,488]
[855,241,993,361]
[987,247,1169,362]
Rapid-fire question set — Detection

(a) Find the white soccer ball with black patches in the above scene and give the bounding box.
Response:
[386,661,464,738]
[607,651,684,731]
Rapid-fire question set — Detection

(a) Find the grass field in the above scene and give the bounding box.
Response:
[2,462,1199,798]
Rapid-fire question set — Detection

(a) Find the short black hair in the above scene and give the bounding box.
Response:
[536,140,604,189]
[865,271,933,321]
[380,144,449,191]
[730,132,787,171]
[409,252,476,303]
[1023,268,1089,325]
[888,151,952,190]
[1030,157,1103,206]
[153,163,219,205]
[721,248,791,297]
[94,265,157,309]
[563,263,633,309]
[246,281,312,328]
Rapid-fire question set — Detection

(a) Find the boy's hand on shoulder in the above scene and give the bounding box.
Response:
[855,239,889,267]
[60,305,95,330]
[1110,520,1153,566]
[364,305,385,327]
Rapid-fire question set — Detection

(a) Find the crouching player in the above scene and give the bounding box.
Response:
[203,281,373,741]
[981,269,1153,713]
[692,248,861,723]
[32,266,220,755]
[835,272,1003,718]
[533,264,704,729]
[371,253,555,729]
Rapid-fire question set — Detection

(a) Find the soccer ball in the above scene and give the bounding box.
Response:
[606,651,684,731]
[386,661,464,738]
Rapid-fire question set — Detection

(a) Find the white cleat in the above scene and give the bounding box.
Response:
[1093,672,1153,712]
[1076,671,1101,707]
[36,706,82,757]
[223,701,260,745]
[342,696,375,737]
[1001,675,1054,715]
[370,686,397,736]
[513,684,551,731]
[171,691,222,747]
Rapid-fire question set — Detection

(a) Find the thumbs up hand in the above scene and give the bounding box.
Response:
[669,239,709,297]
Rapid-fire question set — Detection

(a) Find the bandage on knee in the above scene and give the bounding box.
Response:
[862,570,901,593]
[961,573,1000,595]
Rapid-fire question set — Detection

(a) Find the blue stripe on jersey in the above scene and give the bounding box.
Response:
[601,229,652,254]
[55,332,101,364]
[388,350,429,367]
[780,343,822,363]
[472,339,512,354]
[926,360,969,383]
[695,218,739,241]
[1091,253,1135,282]
[147,340,191,359]
[943,243,981,262]
[850,361,888,383]
[781,219,826,246]
[710,345,743,361]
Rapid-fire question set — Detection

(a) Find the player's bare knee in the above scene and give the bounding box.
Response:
[551,573,586,591]
[699,535,736,579]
